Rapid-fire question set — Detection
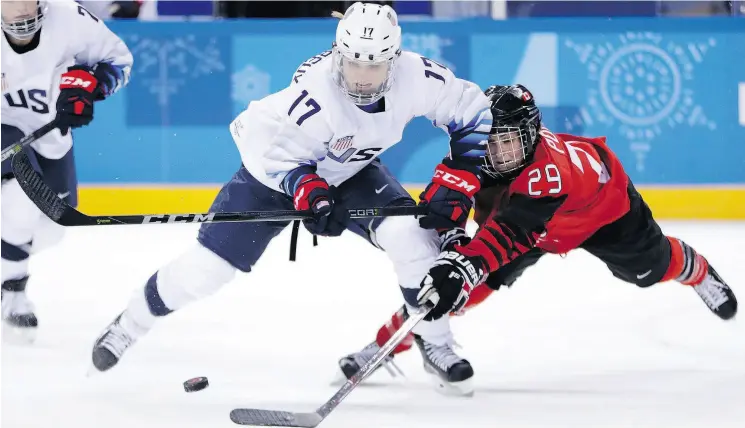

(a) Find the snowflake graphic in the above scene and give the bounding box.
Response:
[402,33,456,71]
[127,34,226,107]
[565,32,717,171]
[231,65,271,106]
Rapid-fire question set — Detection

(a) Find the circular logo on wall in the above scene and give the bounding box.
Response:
[599,43,681,127]
[566,33,717,139]
[565,32,718,172]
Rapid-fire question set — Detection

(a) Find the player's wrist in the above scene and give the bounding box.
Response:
[438,227,471,251]
[442,156,482,178]
[92,62,121,99]
[281,165,320,196]
[455,241,494,274]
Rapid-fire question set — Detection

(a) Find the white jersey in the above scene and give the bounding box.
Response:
[229,50,492,193]
[1,0,132,159]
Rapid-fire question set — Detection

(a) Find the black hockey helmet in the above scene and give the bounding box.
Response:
[482,84,542,179]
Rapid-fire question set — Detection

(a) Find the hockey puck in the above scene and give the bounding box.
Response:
[183,376,209,392]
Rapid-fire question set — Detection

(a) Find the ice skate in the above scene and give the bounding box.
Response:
[414,334,474,397]
[91,311,149,372]
[1,277,38,344]
[337,340,404,382]
[692,265,737,320]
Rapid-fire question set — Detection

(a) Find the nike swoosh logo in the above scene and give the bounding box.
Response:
[58,191,70,199]
[375,184,389,194]
[636,270,652,279]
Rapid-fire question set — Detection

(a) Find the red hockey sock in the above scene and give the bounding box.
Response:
[375,307,414,355]
[375,283,495,355]
[662,236,709,286]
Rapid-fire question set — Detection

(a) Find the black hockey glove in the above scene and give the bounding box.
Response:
[438,227,471,252]
[283,166,348,237]
[417,250,487,321]
[418,159,481,230]
[56,65,101,136]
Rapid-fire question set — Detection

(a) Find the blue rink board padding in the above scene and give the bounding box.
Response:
[73,17,745,186]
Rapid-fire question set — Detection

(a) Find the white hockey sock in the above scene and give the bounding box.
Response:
[408,305,454,346]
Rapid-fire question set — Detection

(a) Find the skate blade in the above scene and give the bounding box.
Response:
[1,322,37,345]
[329,365,403,387]
[424,371,474,397]
[86,364,102,378]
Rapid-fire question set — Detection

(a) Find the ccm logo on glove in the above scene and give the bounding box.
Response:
[59,69,97,93]
[55,66,99,135]
[60,76,94,89]
[433,168,479,195]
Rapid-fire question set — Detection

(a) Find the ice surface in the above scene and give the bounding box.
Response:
[2,221,744,428]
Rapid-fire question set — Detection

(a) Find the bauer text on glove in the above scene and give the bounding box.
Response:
[417,250,487,320]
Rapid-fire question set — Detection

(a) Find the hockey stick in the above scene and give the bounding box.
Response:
[229,305,433,427]
[10,150,428,226]
[1,120,59,162]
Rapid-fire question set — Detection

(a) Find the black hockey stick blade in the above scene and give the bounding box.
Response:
[11,151,428,226]
[229,307,431,427]
[1,120,58,162]
[229,409,322,427]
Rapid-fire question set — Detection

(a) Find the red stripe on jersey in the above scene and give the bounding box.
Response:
[458,239,500,272]
[477,233,509,268]
[486,222,515,252]
[462,218,538,273]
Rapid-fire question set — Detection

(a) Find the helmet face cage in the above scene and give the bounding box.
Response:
[482,85,541,179]
[485,124,536,175]
[1,1,46,41]
[331,46,397,106]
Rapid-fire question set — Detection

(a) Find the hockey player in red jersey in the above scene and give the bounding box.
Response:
[340,84,737,389]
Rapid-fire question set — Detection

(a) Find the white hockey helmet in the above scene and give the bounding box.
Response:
[332,2,402,105]
[1,0,47,41]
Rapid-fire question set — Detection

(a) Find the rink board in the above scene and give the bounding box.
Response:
[69,17,745,222]
[77,185,745,220]
[66,17,744,220]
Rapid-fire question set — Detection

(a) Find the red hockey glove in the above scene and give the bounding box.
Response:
[55,66,100,136]
[418,160,481,230]
[283,166,347,237]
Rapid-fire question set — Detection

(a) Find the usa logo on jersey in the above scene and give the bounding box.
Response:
[331,135,354,151]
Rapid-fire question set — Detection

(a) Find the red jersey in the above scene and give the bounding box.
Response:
[462,128,631,273]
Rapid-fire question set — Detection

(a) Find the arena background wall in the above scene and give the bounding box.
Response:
[74,18,745,219]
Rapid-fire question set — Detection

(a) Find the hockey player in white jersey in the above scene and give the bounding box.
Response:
[1,0,132,341]
[91,2,489,395]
